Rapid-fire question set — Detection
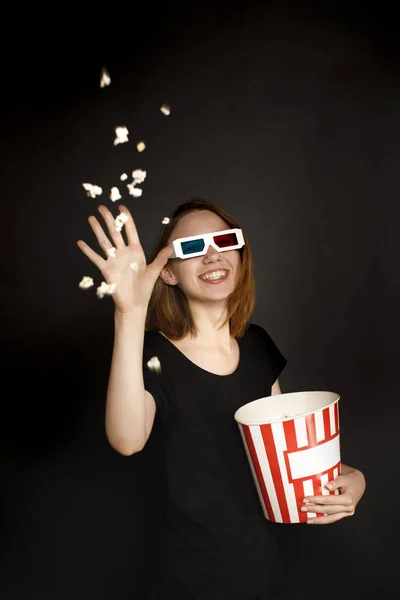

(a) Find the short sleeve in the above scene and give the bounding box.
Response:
[143,333,171,421]
[256,324,287,384]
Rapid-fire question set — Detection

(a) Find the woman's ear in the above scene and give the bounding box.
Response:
[159,266,179,286]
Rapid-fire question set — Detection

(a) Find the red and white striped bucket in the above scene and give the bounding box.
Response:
[234,391,341,524]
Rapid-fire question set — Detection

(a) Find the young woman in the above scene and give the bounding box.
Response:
[77,198,366,600]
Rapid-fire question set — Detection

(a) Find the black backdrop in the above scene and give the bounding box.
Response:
[2,1,398,598]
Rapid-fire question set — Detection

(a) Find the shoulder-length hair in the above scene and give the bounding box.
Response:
[145,198,256,340]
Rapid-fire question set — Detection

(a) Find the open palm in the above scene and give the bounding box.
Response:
[77,204,172,312]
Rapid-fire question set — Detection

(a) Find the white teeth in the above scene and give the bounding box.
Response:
[201,270,227,281]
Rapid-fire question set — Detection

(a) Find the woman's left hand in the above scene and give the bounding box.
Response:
[301,467,366,525]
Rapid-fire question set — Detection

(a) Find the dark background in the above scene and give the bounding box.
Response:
[1,1,398,598]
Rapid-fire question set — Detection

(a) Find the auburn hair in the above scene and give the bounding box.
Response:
[145,198,256,340]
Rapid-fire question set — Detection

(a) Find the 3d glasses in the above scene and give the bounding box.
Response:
[168,228,245,259]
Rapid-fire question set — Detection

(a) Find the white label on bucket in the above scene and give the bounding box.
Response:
[287,435,340,481]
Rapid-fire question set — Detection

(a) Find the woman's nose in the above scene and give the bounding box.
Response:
[204,244,220,259]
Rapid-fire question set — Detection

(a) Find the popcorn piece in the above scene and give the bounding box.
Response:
[114,211,129,232]
[120,173,128,181]
[82,183,102,198]
[117,212,128,224]
[127,183,143,197]
[162,217,170,225]
[106,247,117,258]
[132,169,147,184]
[129,261,140,272]
[100,67,111,88]
[160,104,170,115]
[137,141,146,152]
[96,281,116,299]
[114,126,129,146]
[279,412,302,420]
[110,186,122,202]
[79,276,94,289]
[147,356,161,374]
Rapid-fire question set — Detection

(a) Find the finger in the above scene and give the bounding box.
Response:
[301,503,354,515]
[303,494,352,506]
[77,240,106,271]
[88,215,116,256]
[118,205,140,246]
[98,204,125,249]
[307,511,352,525]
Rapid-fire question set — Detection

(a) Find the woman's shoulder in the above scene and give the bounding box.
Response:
[243,322,267,339]
[243,323,281,350]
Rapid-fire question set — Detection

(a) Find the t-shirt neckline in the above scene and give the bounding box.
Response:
[156,330,242,378]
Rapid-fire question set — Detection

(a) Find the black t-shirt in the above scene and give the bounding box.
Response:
[141,323,287,600]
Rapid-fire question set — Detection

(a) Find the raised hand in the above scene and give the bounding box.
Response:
[77,205,172,313]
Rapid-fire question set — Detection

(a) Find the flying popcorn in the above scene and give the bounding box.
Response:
[127,184,142,197]
[147,356,161,374]
[132,169,147,184]
[162,217,170,224]
[129,261,142,272]
[110,187,121,202]
[106,247,117,258]
[160,104,170,115]
[96,281,116,299]
[79,276,94,289]
[114,126,129,146]
[114,211,129,232]
[120,173,128,181]
[137,141,146,152]
[100,67,111,88]
[82,183,102,198]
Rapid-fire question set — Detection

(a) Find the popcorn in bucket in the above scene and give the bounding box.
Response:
[234,391,341,524]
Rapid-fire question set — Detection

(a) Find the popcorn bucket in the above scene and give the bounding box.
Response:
[234,391,341,523]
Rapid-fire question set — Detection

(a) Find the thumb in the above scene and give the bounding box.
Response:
[158,246,174,267]
[149,246,173,275]
[325,476,344,492]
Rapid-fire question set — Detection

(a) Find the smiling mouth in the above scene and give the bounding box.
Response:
[199,270,229,283]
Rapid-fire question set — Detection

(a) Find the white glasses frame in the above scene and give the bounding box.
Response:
[168,228,245,259]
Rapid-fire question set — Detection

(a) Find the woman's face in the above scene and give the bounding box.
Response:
[159,210,242,304]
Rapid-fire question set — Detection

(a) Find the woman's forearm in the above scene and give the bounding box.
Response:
[105,308,148,455]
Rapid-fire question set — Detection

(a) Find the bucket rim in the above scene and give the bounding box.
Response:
[234,390,340,426]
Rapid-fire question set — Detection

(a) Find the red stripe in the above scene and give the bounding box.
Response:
[311,477,326,517]
[241,424,275,521]
[294,479,307,522]
[283,419,298,453]
[260,423,291,523]
[323,407,331,440]
[305,413,317,448]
